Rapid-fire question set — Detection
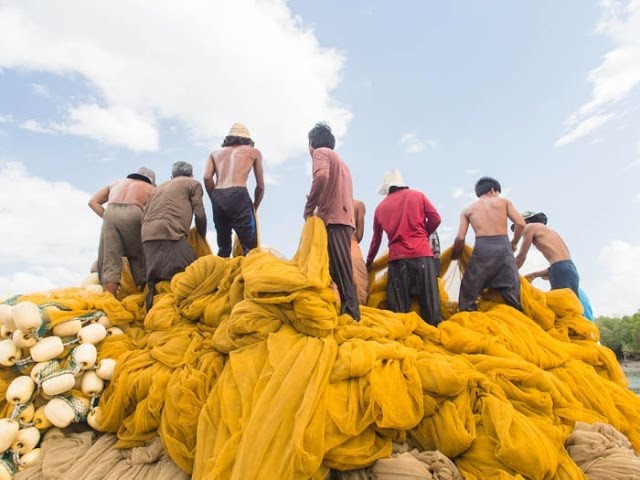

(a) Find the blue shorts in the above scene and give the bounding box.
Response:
[548,260,579,296]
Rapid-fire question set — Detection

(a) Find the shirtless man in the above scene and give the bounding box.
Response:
[351,199,368,305]
[452,176,525,311]
[204,123,264,257]
[515,211,580,296]
[88,167,156,296]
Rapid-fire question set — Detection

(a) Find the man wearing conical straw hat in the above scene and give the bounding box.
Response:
[204,123,265,257]
[366,169,442,326]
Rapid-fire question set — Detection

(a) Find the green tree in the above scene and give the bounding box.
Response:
[596,311,640,360]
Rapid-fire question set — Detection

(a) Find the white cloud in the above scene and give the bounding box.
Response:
[0,161,101,295]
[633,192,640,202]
[622,141,640,169]
[264,172,280,186]
[452,187,474,201]
[555,0,640,146]
[555,114,614,147]
[399,132,437,154]
[452,187,465,199]
[0,113,12,123]
[54,104,159,151]
[591,240,640,316]
[464,169,479,176]
[19,118,54,134]
[30,82,49,96]
[0,0,351,162]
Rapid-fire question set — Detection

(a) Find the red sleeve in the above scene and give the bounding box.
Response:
[303,150,330,218]
[423,194,441,234]
[366,210,383,265]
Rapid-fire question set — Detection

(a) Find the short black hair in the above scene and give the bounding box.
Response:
[222,135,254,147]
[475,176,501,197]
[308,122,335,150]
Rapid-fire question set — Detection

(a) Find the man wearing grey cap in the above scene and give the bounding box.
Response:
[88,167,156,296]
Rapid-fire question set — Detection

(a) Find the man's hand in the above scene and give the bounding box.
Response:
[511,239,519,252]
[524,273,537,282]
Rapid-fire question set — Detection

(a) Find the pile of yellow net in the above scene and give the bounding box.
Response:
[3,217,640,479]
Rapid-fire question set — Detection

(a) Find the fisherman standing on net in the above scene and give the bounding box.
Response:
[204,123,265,257]
[304,122,361,321]
[366,169,442,326]
[514,211,593,319]
[452,176,525,311]
[88,167,156,297]
[141,161,207,309]
[351,199,369,306]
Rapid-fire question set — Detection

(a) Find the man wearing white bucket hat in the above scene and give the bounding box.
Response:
[88,166,156,296]
[366,169,442,326]
[204,122,265,257]
[304,123,360,321]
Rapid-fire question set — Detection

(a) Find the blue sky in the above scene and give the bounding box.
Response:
[1,0,639,316]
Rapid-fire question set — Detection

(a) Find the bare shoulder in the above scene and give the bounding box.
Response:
[250,146,262,160]
[462,199,478,215]
[497,196,511,206]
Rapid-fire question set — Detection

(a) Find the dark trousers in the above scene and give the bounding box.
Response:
[387,257,441,326]
[327,224,361,320]
[210,187,257,257]
[548,259,580,296]
[458,236,521,311]
[143,238,196,309]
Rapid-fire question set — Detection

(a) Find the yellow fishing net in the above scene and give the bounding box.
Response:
[4,218,640,479]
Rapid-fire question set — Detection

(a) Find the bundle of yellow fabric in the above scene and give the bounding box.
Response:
[3,217,640,479]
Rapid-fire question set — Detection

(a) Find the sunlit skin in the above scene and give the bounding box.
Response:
[88,178,155,295]
[353,199,365,243]
[204,145,265,210]
[452,189,525,259]
[516,222,572,281]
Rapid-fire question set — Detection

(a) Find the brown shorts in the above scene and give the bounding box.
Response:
[98,204,145,285]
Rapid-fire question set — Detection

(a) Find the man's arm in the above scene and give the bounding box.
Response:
[366,213,383,268]
[451,211,470,260]
[507,200,525,251]
[191,182,208,238]
[515,226,534,268]
[203,153,216,197]
[88,186,110,218]
[303,151,329,218]
[525,268,549,282]
[252,149,265,210]
[354,201,365,243]
[423,194,441,234]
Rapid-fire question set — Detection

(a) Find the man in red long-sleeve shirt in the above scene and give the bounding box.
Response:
[304,123,360,321]
[366,170,442,326]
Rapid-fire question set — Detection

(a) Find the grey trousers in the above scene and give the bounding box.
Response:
[459,235,521,311]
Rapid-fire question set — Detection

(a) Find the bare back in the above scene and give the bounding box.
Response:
[108,179,155,208]
[353,199,366,243]
[210,146,260,189]
[465,195,511,236]
[527,223,571,264]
